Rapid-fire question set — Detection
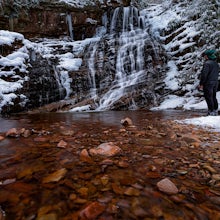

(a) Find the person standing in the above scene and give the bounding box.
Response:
[199,49,220,116]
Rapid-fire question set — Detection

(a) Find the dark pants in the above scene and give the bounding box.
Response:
[203,81,218,112]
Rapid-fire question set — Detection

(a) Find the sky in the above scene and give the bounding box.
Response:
[0,1,220,132]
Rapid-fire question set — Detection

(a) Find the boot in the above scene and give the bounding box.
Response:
[214,109,218,116]
[207,110,218,116]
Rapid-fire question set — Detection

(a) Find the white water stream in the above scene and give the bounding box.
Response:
[87,6,151,110]
[66,14,74,40]
[88,43,98,98]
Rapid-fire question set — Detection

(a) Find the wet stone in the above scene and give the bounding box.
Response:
[80,149,93,163]
[79,202,105,219]
[203,164,217,174]
[77,187,89,198]
[57,140,67,148]
[89,142,122,157]
[22,129,31,137]
[69,193,77,200]
[0,178,16,186]
[42,168,67,183]
[37,212,57,220]
[117,160,129,168]
[5,128,19,137]
[212,174,220,181]
[157,178,179,195]
[124,187,140,196]
[120,117,133,127]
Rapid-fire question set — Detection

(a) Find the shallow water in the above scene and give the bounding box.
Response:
[0,110,201,133]
[1,110,219,220]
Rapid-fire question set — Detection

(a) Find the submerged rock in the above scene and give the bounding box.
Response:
[157,178,179,195]
[57,140,68,148]
[121,117,133,127]
[89,142,122,157]
[5,128,19,137]
[79,201,105,219]
[42,168,67,183]
[80,149,93,163]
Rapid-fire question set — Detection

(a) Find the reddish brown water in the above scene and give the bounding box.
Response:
[0,110,220,220]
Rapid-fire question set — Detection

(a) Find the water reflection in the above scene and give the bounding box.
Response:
[0,118,21,133]
[0,110,202,133]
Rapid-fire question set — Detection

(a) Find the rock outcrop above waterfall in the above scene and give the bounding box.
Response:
[0,0,130,40]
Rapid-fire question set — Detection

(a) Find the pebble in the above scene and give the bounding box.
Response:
[120,117,133,127]
[80,149,93,163]
[157,178,179,195]
[203,164,217,174]
[212,174,220,181]
[42,168,67,183]
[124,187,140,196]
[5,128,19,137]
[79,202,105,219]
[57,140,67,148]
[89,142,122,157]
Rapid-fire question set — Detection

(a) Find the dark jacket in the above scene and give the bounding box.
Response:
[200,59,219,86]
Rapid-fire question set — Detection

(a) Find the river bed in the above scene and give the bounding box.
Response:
[0,110,220,220]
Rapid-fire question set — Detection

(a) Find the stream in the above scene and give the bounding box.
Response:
[0,110,220,220]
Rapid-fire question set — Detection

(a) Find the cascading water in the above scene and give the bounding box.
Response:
[66,13,74,40]
[96,7,146,110]
[84,6,166,111]
[87,43,98,98]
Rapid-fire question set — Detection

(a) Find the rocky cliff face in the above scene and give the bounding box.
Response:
[0,0,138,114]
[0,0,131,40]
[1,0,218,114]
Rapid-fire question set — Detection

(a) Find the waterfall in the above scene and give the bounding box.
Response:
[109,6,145,34]
[97,31,147,110]
[82,6,165,111]
[53,66,72,99]
[88,43,98,98]
[66,14,74,40]
[9,16,14,31]
[96,6,150,110]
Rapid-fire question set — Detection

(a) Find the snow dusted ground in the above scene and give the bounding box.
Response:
[0,0,220,131]
[178,116,220,132]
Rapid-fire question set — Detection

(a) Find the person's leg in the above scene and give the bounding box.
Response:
[213,82,219,112]
[213,93,218,111]
[204,84,214,114]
